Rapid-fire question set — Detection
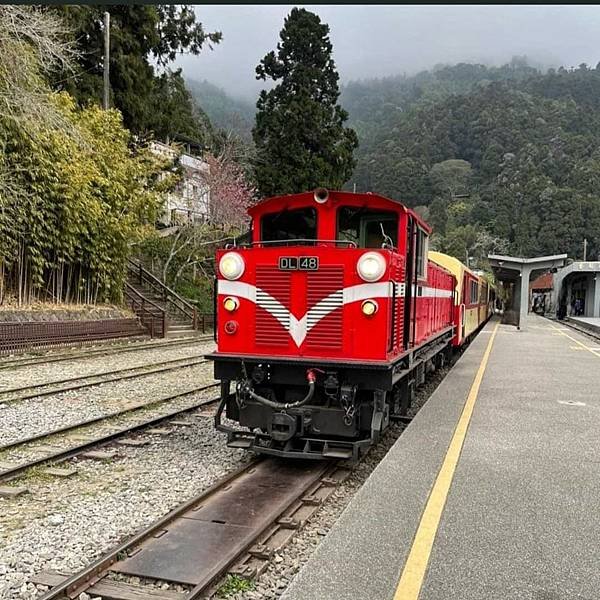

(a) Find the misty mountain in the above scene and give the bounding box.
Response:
[187,78,255,140]
[340,59,600,261]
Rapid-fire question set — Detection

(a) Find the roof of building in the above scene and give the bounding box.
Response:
[530,272,553,291]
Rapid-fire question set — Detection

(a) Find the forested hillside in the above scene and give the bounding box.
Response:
[340,60,600,263]
[187,79,255,140]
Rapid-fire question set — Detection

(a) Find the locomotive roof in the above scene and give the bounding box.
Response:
[248,190,432,235]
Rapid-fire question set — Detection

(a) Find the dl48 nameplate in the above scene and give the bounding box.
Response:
[279,256,319,270]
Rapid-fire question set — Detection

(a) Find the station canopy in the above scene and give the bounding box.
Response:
[488,254,567,329]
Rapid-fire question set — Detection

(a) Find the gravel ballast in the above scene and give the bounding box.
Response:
[0,339,213,391]
[0,361,216,448]
[0,335,453,600]
[0,402,248,600]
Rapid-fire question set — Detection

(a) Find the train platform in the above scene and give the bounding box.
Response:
[567,315,600,336]
[282,315,600,600]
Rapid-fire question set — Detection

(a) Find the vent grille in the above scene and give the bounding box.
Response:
[305,265,344,349]
[255,266,291,346]
[390,261,405,351]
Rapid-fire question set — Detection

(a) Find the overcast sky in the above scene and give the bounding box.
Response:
[175,5,600,100]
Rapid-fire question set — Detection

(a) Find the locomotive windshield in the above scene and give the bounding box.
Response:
[337,206,398,248]
[261,207,317,244]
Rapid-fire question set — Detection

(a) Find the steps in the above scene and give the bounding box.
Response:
[125,260,202,338]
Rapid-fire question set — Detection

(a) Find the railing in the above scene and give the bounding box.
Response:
[127,258,198,329]
[0,319,146,356]
[227,239,358,249]
[197,312,215,333]
[124,283,166,338]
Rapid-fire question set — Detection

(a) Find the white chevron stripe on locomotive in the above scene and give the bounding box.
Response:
[218,279,452,346]
[218,280,391,347]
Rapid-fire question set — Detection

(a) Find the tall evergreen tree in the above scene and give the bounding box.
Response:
[252,8,358,197]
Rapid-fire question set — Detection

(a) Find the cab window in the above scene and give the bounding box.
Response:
[261,207,317,244]
[415,228,429,279]
[337,206,398,248]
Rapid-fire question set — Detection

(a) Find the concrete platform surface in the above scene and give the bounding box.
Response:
[282,316,600,600]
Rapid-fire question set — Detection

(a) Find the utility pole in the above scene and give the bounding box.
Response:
[103,11,110,110]
[583,237,588,261]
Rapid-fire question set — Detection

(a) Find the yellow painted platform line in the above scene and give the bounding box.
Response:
[549,324,600,358]
[393,321,500,600]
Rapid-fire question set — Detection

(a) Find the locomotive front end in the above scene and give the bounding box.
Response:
[207,189,454,459]
[213,241,401,459]
[207,190,412,459]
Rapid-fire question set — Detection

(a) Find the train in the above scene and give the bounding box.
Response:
[206,189,495,460]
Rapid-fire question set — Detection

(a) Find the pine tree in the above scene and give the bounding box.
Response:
[252,8,358,197]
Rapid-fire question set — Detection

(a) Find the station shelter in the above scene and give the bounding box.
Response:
[487,254,567,330]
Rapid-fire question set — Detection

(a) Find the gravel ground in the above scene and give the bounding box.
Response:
[227,364,452,600]
[0,404,249,600]
[0,361,216,447]
[0,339,453,600]
[0,339,213,391]
[0,385,219,468]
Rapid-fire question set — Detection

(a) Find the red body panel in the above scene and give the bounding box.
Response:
[215,191,456,365]
[216,247,396,361]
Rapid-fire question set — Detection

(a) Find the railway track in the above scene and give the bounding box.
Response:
[0,355,211,404]
[548,315,600,343]
[0,335,212,372]
[34,458,351,600]
[0,384,220,484]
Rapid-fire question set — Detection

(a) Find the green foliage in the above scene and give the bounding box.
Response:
[136,224,243,313]
[150,70,214,142]
[252,8,358,197]
[341,59,600,262]
[1,93,165,304]
[52,5,220,142]
[187,78,255,141]
[217,575,255,598]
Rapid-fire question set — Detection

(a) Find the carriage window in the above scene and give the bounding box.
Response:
[470,281,478,304]
[261,208,317,243]
[415,228,428,279]
[337,207,398,248]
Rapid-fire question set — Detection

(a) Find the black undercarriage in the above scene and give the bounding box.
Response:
[207,328,454,460]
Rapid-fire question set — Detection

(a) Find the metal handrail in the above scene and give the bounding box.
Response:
[126,258,198,329]
[124,283,166,338]
[227,239,358,249]
[124,283,166,315]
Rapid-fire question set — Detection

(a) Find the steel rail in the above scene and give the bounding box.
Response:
[36,459,262,600]
[0,383,219,453]
[0,390,220,483]
[36,458,338,600]
[0,356,210,404]
[0,336,211,371]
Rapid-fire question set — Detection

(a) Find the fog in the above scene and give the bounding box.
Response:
[175,5,600,101]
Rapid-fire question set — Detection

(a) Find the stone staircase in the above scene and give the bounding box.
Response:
[125,259,201,338]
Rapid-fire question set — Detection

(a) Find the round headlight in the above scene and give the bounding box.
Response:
[219,252,245,280]
[361,299,379,316]
[357,252,386,282]
[223,296,239,312]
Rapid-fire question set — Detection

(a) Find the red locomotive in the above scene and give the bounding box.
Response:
[208,189,488,459]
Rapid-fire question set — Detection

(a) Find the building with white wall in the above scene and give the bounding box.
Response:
[149,141,211,227]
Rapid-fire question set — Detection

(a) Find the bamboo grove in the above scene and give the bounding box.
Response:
[0,7,168,306]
